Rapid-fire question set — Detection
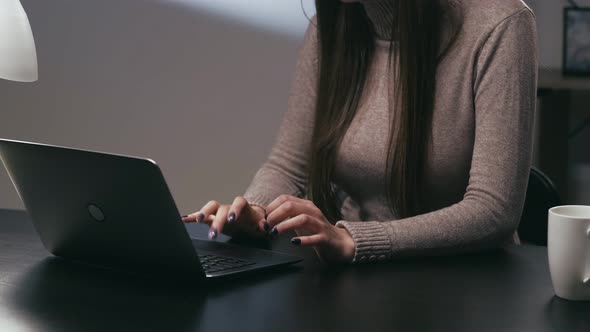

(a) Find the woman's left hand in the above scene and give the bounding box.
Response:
[265,195,355,263]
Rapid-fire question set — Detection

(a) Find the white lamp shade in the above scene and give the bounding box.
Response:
[0,0,38,82]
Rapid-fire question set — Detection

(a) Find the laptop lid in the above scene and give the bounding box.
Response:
[0,138,204,278]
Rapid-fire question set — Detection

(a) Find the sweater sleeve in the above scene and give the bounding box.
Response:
[243,18,319,206]
[336,9,538,263]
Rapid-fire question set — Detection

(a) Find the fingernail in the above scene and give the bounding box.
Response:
[197,213,204,223]
[270,226,278,238]
[291,238,301,246]
[181,215,188,218]
[228,212,236,224]
[263,222,270,232]
[208,229,218,240]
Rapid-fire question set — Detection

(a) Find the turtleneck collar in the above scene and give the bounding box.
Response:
[361,0,396,40]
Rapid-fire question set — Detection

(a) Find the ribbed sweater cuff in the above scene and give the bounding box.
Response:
[336,221,393,264]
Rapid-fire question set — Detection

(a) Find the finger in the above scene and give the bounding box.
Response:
[270,214,321,238]
[181,216,195,223]
[191,200,220,224]
[209,205,229,240]
[228,196,249,224]
[267,200,317,228]
[183,214,214,224]
[200,214,216,225]
[258,214,270,233]
[182,212,199,223]
[266,194,309,215]
[291,234,325,247]
[243,205,268,233]
[248,204,267,220]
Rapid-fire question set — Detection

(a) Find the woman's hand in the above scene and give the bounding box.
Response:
[265,195,355,263]
[182,196,267,240]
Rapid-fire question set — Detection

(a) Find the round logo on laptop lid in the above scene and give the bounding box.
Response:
[87,204,105,222]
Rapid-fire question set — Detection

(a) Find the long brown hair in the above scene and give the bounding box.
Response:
[308,0,463,222]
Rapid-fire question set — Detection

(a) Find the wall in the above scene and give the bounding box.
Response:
[528,0,590,68]
[1,0,589,211]
[0,0,307,213]
[529,0,590,204]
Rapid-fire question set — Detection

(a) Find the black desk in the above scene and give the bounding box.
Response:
[1,209,589,332]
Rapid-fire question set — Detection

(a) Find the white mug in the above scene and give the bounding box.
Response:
[548,205,590,301]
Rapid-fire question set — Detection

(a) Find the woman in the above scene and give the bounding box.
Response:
[182,0,538,264]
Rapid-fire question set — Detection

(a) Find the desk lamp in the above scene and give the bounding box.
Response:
[0,0,37,82]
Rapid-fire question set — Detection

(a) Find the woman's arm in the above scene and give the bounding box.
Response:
[243,18,319,206]
[336,8,538,263]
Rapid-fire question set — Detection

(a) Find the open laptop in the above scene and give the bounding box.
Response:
[0,138,301,280]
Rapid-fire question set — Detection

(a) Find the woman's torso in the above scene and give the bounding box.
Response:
[334,0,530,222]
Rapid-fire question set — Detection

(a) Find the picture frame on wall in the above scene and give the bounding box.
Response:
[563,7,590,76]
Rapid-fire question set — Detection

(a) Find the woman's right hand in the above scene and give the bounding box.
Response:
[181,196,267,240]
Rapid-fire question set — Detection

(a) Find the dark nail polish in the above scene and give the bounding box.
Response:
[208,229,218,240]
[291,238,301,246]
[270,226,278,237]
[263,222,270,232]
[181,215,188,218]
[228,212,236,224]
[197,213,204,223]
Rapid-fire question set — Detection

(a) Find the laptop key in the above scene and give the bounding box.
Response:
[198,253,255,274]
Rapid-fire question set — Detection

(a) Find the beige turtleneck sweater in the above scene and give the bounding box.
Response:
[243,0,538,263]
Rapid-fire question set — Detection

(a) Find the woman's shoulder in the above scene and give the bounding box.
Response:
[457,0,534,38]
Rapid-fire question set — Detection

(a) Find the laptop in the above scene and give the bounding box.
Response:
[0,138,302,280]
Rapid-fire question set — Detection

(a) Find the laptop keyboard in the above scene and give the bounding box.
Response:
[198,253,255,274]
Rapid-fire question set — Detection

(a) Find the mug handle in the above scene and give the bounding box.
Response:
[586,228,590,287]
